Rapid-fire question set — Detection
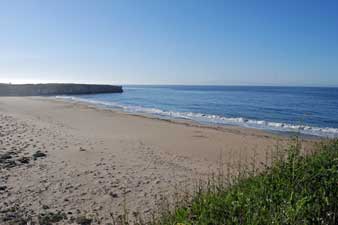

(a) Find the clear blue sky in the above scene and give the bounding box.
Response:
[1,0,337,86]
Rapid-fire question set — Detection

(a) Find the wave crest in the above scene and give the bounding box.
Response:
[55,96,338,138]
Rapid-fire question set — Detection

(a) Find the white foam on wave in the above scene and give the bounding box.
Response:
[55,96,338,138]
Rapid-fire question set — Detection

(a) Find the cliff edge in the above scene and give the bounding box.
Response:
[0,83,123,96]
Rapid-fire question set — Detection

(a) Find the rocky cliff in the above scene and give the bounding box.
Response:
[0,83,123,96]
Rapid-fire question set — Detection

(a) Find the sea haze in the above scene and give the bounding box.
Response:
[56,85,338,138]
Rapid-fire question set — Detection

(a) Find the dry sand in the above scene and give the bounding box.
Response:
[0,97,314,224]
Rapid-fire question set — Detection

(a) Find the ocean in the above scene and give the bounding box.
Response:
[56,85,338,138]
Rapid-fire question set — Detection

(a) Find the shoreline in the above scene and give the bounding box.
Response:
[52,96,324,140]
[0,97,317,224]
[52,97,282,140]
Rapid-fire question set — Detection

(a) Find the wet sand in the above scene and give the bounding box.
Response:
[0,97,313,224]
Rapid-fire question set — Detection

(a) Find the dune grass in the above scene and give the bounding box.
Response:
[148,139,338,225]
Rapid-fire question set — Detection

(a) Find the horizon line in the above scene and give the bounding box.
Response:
[1,82,338,88]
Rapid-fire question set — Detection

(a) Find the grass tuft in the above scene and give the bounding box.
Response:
[151,138,338,225]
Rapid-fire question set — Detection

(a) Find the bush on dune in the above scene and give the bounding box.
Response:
[153,139,338,225]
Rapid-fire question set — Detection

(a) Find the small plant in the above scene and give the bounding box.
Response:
[75,215,93,225]
[38,211,67,225]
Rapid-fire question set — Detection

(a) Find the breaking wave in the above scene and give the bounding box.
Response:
[55,96,338,138]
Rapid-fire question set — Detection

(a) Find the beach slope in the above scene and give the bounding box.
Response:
[0,97,308,224]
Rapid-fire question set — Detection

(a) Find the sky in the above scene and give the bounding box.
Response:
[0,0,338,86]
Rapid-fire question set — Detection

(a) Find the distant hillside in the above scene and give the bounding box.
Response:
[0,83,123,96]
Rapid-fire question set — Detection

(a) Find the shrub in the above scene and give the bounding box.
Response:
[153,139,338,225]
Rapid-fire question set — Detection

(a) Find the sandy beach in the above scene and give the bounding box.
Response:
[0,97,314,224]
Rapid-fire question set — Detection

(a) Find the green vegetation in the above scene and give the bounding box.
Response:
[153,139,338,225]
[75,215,93,225]
[38,211,67,225]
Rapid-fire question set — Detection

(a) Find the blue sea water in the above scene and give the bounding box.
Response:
[56,85,338,138]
